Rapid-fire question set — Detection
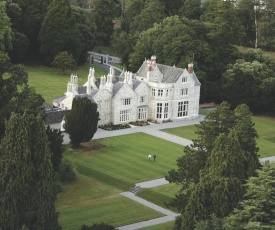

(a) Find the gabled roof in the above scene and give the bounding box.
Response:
[133,80,141,90]
[113,82,124,96]
[53,95,66,103]
[136,61,183,83]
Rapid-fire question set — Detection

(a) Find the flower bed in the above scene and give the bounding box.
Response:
[129,121,150,126]
[99,123,130,131]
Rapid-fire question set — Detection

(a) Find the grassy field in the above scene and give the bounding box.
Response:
[161,115,275,157]
[140,221,175,230]
[138,183,181,212]
[26,63,107,103]
[56,133,184,228]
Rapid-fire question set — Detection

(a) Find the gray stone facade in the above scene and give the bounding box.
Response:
[53,56,201,125]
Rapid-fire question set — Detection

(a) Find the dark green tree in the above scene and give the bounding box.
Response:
[129,0,165,34]
[64,97,99,148]
[0,1,12,52]
[46,126,64,172]
[39,0,80,64]
[0,113,60,229]
[180,0,201,20]
[93,0,117,45]
[10,0,51,60]
[167,102,260,230]
[52,51,77,75]
[72,6,96,63]
[225,161,275,229]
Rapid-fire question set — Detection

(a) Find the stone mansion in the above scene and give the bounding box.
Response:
[53,56,201,125]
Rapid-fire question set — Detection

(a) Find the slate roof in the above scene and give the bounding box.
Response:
[133,80,141,90]
[53,95,66,103]
[113,82,124,96]
[45,109,70,125]
[136,61,200,85]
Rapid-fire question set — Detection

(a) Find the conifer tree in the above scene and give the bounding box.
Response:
[65,97,99,148]
[0,113,60,229]
[39,0,80,64]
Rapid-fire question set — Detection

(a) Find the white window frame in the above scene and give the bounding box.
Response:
[180,88,188,96]
[156,103,162,119]
[120,110,130,122]
[156,103,169,119]
[164,103,168,119]
[182,76,187,83]
[122,98,131,105]
[178,101,188,117]
[152,88,156,96]
[140,96,145,103]
[158,89,163,97]
[138,108,147,120]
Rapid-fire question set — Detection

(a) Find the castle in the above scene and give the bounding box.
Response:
[53,56,201,125]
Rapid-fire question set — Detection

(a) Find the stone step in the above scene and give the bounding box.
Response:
[129,186,142,194]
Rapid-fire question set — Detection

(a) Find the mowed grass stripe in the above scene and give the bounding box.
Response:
[161,116,275,158]
[58,196,164,230]
[65,133,184,190]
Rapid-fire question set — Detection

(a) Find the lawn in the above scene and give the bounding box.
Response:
[161,115,275,158]
[140,221,175,230]
[57,174,163,230]
[26,63,107,103]
[57,133,184,228]
[138,183,181,212]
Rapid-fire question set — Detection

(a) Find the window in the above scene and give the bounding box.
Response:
[166,89,169,97]
[158,89,163,97]
[122,98,131,105]
[140,96,145,103]
[182,76,187,83]
[156,103,169,119]
[157,103,162,119]
[180,88,188,96]
[120,110,130,122]
[152,88,156,96]
[178,101,188,117]
[138,108,147,120]
[164,103,168,119]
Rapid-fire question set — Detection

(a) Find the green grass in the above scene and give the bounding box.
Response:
[26,63,107,103]
[65,133,183,190]
[57,133,184,228]
[140,221,175,230]
[138,183,181,212]
[161,116,275,158]
[57,174,163,229]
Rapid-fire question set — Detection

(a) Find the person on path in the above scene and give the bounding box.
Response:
[153,154,156,162]
[148,154,151,160]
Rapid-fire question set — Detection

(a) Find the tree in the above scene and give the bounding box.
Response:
[225,161,275,229]
[72,6,96,64]
[39,0,80,64]
[166,102,260,230]
[46,126,64,172]
[0,112,60,229]
[65,97,99,148]
[10,0,51,60]
[0,1,12,52]
[52,51,77,75]
[180,0,201,20]
[93,0,117,45]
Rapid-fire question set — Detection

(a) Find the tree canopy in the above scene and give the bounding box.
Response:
[39,0,80,64]
[166,102,260,229]
[0,113,60,229]
[65,97,99,148]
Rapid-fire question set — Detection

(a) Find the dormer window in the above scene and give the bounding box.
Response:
[182,76,187,83]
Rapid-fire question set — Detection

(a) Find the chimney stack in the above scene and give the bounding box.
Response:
[188,63,193,73]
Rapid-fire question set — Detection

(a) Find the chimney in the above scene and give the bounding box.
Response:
[188,63,194,73]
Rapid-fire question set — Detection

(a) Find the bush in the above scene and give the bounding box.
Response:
[98,123,130,130]
[129,121,149,126]
[59,159,77,184]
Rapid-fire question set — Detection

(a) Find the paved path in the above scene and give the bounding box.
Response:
[118,192,178,230]
[62,115,275,229]
[63,115,204,145]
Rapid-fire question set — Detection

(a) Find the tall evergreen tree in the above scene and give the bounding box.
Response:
[167,102,260,230]
[39,0,80,64]
[225,161,275,229]
[65,97,99,148]
[0,113,60,229]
